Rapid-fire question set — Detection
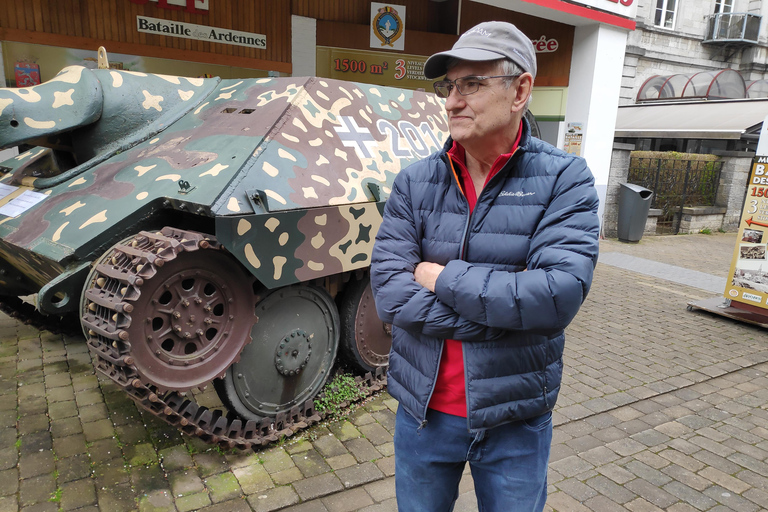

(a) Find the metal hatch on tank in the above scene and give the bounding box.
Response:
[0,51,451,449]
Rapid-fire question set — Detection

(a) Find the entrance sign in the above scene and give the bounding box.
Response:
[370,3,406,51]
[570,0,638,18]
[136,16,267,50]
[725,149,768,311]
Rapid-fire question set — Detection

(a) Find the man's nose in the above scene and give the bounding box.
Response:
[444,86,464,110]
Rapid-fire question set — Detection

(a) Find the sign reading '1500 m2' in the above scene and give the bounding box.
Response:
[136,16,267,49]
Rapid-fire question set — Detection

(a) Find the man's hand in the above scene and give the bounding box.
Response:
[414,262,445,293]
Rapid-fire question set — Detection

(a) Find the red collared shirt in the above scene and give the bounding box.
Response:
[428,123,523,417]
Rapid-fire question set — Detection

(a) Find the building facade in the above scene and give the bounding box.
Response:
[1,0,640,222]
[621,0,768,105]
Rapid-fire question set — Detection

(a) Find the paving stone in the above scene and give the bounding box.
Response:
[47,386,75,403]
[663,481,718,510]
[127,442,159,467]
[19,450,55,479]
[281,500,330,512]
[321,487,374,512]
[661,465,712,492]
[285,439,314,455]
[549,455,595,478]
[19,473,56,506]
[60,478,97,510]
[18,502,59,512]
[293,472,344,501]
[57,454,92,483]
[0,468,18,497]
[257,446,293,473]
[197,497,252,512]
[344,438,380,464]
[50,417,83,438]
[18,414,49,434]
[702,485,759,512]
[96,482,136,512]
[313,433,348,458]
[175,491,212,512]
[271,467,304,486]
[697,466,751,494]
[0,449,17,472]
[194,451,230,477]
[168,470,205,497]
[137,489,174,512]
[595,462,635,485]
[247,485,300,512]
[232,463,274,494]
[375,441,394,457]
[93,459,131,487]
[19,431,52,454]
[557,477,599,501]
[624,478,679,510]
[585,475,637,504]
[87,437,123,464]
[358,423,392,446]
[375,455,395,477]
[335,461,384,489]
[328,421,361,442]
[326,454,357,470]
[159,445,194,472]
[82,419,115,443]
[292,448,332,478]
[204,472,242,503]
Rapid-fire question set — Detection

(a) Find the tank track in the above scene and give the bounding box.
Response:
[0,295,82,336]
[72,227,386,450]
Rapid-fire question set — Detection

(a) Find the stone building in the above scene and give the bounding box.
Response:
[621,0,768,105]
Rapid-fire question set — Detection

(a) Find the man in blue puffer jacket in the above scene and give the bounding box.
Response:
[370,21,600,512]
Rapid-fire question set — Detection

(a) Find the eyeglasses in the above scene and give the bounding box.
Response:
[433,74,521,98]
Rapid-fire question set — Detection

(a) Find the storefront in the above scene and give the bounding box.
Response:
[294,0,637,224]
[1,0,636,223]
[0,0,291,86]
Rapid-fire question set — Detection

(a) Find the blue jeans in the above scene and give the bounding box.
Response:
[394,407,552,512]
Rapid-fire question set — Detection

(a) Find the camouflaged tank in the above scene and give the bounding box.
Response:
[0,62,450,448]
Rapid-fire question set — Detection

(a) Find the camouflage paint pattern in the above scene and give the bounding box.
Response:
[0,66,448,295]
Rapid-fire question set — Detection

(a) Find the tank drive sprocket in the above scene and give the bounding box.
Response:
[80,228,256,393]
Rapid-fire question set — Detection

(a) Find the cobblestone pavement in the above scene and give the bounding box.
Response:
[1,233,767,512]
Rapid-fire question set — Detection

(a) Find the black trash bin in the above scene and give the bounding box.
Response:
[617,183,653,243]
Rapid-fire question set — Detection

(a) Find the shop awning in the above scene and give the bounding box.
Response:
[615,99,768,139]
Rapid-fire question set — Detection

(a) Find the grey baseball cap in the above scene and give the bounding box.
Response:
[423,21,537,79]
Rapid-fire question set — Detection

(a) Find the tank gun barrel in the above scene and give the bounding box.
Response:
[0,66,103,150]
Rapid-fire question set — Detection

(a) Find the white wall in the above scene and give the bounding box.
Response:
[566,23,629,226]
[291,16,317,77]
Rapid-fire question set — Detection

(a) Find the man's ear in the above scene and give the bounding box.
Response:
[512,73,533,113]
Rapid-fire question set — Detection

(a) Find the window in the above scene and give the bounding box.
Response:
[654,0,678,29]
[714,0,733,14]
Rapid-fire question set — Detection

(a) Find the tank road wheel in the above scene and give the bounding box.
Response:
[339,275,391,374]
[81,230,257,393]
[215,285,339,421]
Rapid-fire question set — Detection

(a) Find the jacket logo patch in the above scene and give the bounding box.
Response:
[499,191,535,198]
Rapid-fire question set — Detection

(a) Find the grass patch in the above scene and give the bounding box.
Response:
[314,373,367,416]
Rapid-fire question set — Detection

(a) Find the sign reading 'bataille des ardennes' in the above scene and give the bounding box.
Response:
[136,16,266,49]
[725,156,768,310]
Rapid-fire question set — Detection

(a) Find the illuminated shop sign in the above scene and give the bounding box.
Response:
[571,0,638,18]
[136,16,267,49]
[130,0,209,14]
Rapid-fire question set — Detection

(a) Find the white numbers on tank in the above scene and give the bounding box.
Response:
[376,119,443,159]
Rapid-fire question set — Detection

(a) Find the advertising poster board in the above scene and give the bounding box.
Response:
[724,156,768,311]
[316,47,430,90]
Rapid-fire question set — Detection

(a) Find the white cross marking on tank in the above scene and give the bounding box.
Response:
[333,116,377,159]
